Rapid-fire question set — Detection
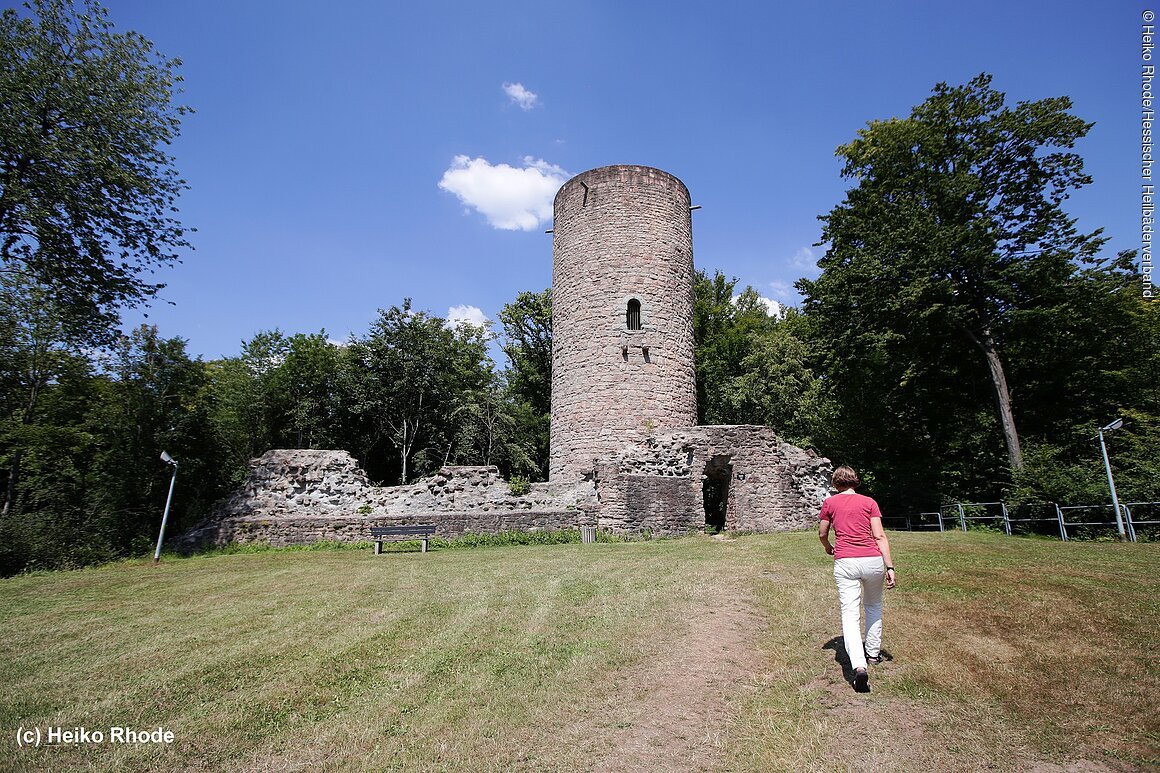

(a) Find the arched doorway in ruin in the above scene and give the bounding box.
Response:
[702,454,733,532]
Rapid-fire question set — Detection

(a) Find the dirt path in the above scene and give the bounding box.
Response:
[580,579,767,772]
[556,536,1129,773]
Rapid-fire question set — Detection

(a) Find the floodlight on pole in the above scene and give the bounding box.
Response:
[1096,420,1127,542]
[154,451,179,563]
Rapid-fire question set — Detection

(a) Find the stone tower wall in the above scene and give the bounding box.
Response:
[549,165,698,481]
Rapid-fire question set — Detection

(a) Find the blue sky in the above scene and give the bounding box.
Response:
[104,0,1144,359]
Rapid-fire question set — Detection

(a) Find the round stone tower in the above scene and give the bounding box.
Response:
[549,165,698,482]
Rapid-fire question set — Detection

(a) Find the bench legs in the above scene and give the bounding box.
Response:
[372,538,430,554]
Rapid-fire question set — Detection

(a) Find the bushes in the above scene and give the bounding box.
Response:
[507,475,531,497]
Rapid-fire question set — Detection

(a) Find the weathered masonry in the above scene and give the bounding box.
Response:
[550,165,698,482]
[181,166,831,549]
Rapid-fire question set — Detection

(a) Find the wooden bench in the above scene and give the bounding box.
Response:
[370,524,437,554]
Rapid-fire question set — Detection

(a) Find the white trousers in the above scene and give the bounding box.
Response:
[833,556,885,671]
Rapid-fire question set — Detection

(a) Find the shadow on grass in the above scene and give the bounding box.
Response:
[822,635,894,687]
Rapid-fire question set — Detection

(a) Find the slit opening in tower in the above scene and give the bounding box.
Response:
[626,298,641,330]
[702,455,732,532]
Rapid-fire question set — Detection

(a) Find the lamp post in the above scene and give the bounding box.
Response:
[1096,419,1127,542]
[154,451,178,563]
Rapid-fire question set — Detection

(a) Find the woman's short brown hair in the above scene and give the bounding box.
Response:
[831,466,860,490]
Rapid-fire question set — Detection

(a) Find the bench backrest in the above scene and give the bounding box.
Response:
[370,524,436,537]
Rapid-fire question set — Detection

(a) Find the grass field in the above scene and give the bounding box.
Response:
[1,531,1157,771]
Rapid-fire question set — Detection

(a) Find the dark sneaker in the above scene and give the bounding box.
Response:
[853,668,870,693]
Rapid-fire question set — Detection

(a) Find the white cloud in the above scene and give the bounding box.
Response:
[503,82,539,110]
[732,293,784,319]
[768,280,799,303]
[790,246,817,271]
[438,155,568,231]
[755,295,784,318]
[446,304,488,329]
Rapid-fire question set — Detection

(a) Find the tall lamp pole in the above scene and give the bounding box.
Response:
[154,451,179,563]
[1096,419,1127,542]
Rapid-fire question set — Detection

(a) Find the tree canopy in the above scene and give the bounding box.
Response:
[802,73,1106,474]
[0,0,190,318]
[496,289,552,477]
[798,73,1156,510]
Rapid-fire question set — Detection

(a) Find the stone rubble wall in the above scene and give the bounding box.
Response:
[181,510,588,549]
[179,430,831,549]
[592,425,832,535]
[178,450,594,550]
[593,465,703,534]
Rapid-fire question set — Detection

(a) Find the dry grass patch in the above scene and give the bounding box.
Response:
[727,533,1158,772]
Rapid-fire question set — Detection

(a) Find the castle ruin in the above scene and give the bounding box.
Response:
[181,165,831,549]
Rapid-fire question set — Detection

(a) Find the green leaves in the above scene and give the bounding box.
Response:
[0,0,190,316]
[497,289,551,417]
[802,73,1152,509]
[690,270,821,446]
[345,301,492,483]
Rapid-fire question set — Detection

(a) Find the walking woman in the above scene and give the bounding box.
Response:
[818,465,896,693]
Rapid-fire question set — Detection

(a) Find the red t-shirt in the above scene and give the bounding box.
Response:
[819,492,883,559]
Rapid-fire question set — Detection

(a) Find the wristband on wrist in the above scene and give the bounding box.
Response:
[886,566,895,571]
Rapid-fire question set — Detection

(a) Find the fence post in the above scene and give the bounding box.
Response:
[936,510,945,532]
[1000,502,1012,536]
[957,503,967,532]
[1054,503,1068,542]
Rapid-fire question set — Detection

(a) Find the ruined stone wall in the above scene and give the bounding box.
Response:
[179,433,830,549]
[550,165,698,482]
[593,464,704,534]
[178,450,595,549]
[592,425,832,534]
[181,510,587,549]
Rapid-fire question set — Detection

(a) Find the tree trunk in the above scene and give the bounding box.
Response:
[400,423,409,485]
[960,324,1024,470]
[1,450,20,516]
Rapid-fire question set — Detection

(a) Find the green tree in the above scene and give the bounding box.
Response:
[0,0,190,315]
[803,74,1105,474]
[345,301,492,484]
[235,329,292,452]
[85,325,224,552]
[279,332,344,449]
[497,289,551,478]
[203,329,347,486]
[0,350,102,573]
[0,325,232,574]
[202,356,264,483]
[445,379,538,478]
[727,309,822,446]
[497,289,552,416]
[1005,252,1160,505]
[693,270,777,425]
[0,272,104,514]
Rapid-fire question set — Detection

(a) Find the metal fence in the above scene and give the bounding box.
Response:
[882,501,1160,542]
